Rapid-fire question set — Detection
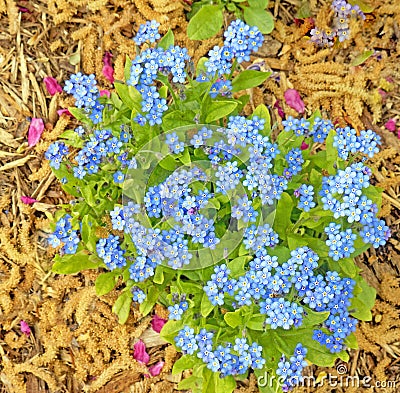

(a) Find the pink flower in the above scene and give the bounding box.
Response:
[378,89,387,99]
[273,100,285,118]
[398,129,400,139]
[284,89,305,113]
[149,361,164,376]
[57,109,72,117]
[28,118,44,147]
[21,196,38,204]
[20,320,31,336]
[100,90,111,98]
[102,52,114,84]
[133,340,150,364]
[43,77,62,96]
[385,119,396,132]
[300,141,309,150]
[151,315,167,333]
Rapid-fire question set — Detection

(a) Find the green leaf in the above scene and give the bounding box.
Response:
[350,276,376,321]
[52,251,101,274]
[252,104,271,134]
[187,5,224,40]
[114,82,142,112]
[95,271,117,296]
[201,293,215,317]
[124,55,131,83]
[80,185,96,207]
[344,332,358,349]
[272,328,347,367]
[140,286,159,316]
[69,51,80,65]
[179,148,191,166]
[231,70,271,92]
[112,291,132,324]
[224,310,243,328]
[227,256,251,278]
[337,258,358,278]
[226,2,236,11]
[177,375,203,391]
[243,7,274,34]
[350,50,374,66]
[348,0,374,13]
[301,307,330,327]
[325,129,338,167]
[160,320,184,343]
[205,101,238,123]
[273,192,294,240]
[59,130,84,148]
[162,110,195,131]
[153,266,164,285]
[196,57,209,76]
[215,374,236,393]
[202,368,236,393]
[362,185,382,209]
[248,0,268,8]
[68,107,88,122]
[295,0,312,18]
[158,29,174,50]
[172,355,196,375]
[246,314,266,331]
[158,155,178,171]
[287,233,329,257]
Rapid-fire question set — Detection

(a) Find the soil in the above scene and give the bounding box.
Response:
[0,1,399,393]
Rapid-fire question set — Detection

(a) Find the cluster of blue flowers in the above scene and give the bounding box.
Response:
[320,162,390,250]
[167,294,189,320]
[209,79,232,99]
[64,73,104,123]
[283,148,304,179]
[143,167,220,253]
[175,327,265,376]
[48,214,79,254]
[207,139,240,165]
[243,224,280,253]
[203,264,237,306]
[310,117,335,143]
[203,247,322,330]
[295,184,315,212]
[128,21,191,125]
[166,132,185,154]
[226,115,266,146]
[45,142,69,170]
[334,127,381,159]
[96,234,127,270]
[215,161,243,194]
[71,128,132,180]
[131,287,146,304]
[231,195,258,223]
[282,116,310,137]
[133,20,161,45]
[309,273,357,353]
[261,298,304,330]
[190,126,213,148]
[205,20,264,78]
[282,116,334,144]
[310,0,365,46]
[276,344,308,392]
[325,223,356,260]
